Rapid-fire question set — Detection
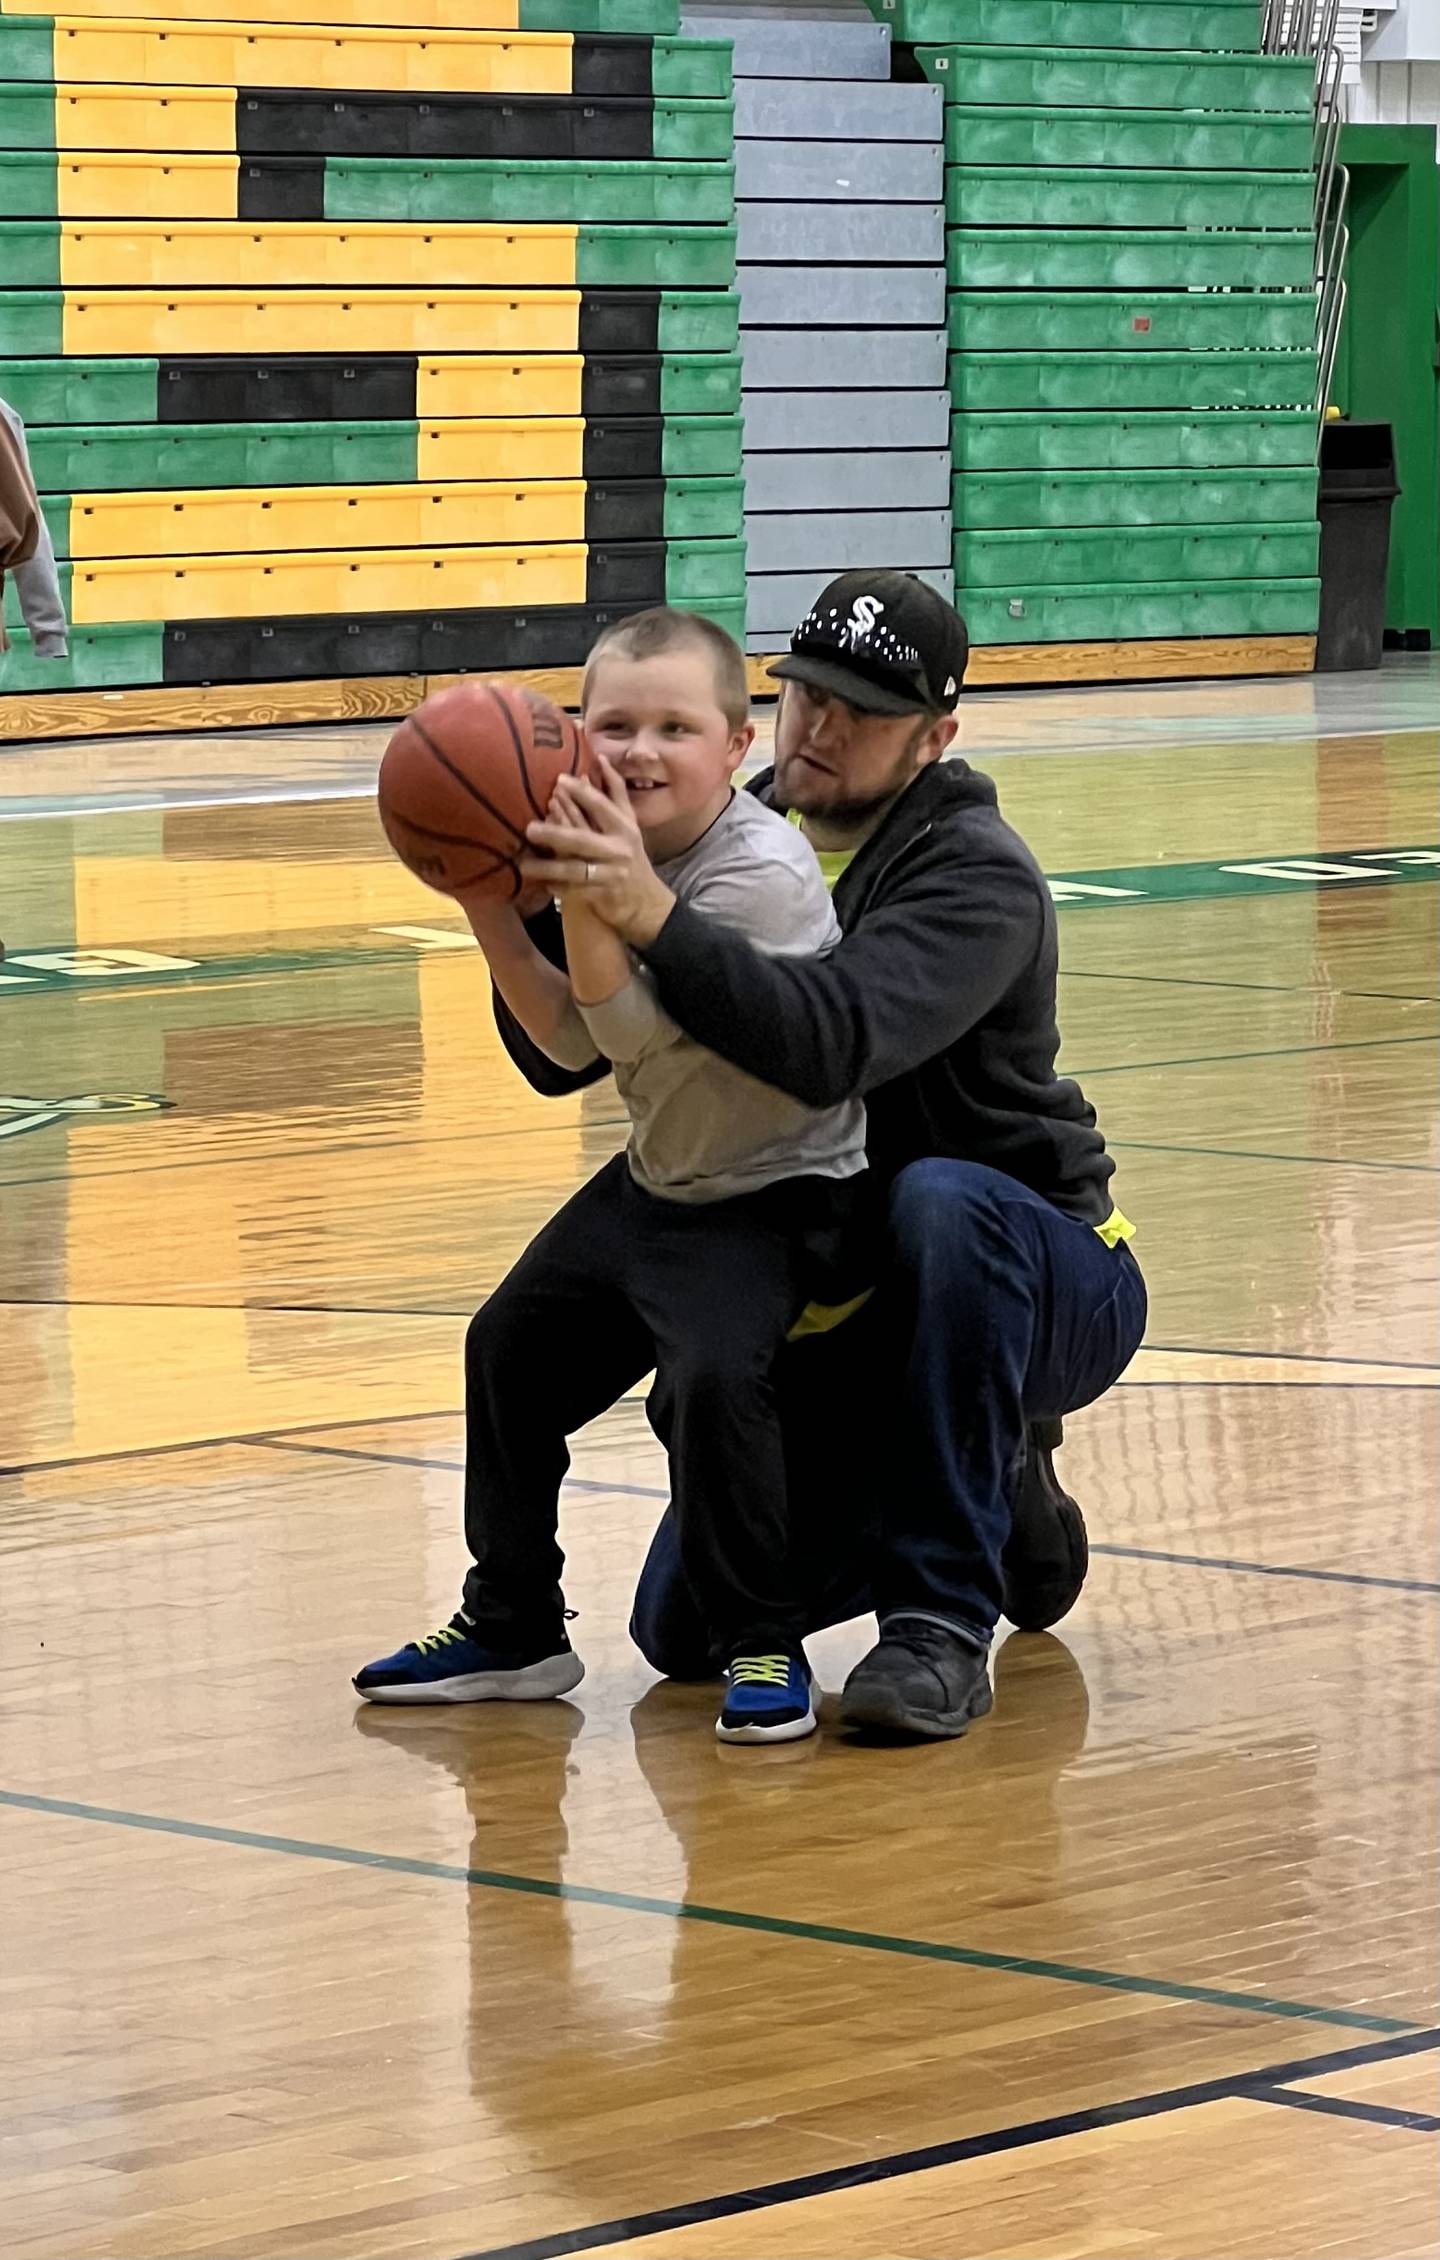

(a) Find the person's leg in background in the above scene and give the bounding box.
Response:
[841,1156,1146,1740]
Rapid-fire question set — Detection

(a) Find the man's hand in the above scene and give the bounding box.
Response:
[521,755,676,949]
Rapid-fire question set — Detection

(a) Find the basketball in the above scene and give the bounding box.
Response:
[378,681,589,900]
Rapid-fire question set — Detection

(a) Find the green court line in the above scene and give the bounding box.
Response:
[0,1790,1419,2037]
[0,844,1436,1008]
[1048,846,1440,907]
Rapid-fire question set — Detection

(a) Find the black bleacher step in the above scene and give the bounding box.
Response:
[571,36,658,97]
[579,289,662,355]
[237,89,657,161]
[162,599,660,685]
[159,356,419,424]
[238,160,327,223]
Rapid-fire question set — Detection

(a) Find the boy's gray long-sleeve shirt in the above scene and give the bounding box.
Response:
[539,791,866,1205]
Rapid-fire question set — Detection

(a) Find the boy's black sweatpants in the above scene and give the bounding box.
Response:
[460,1153,854,1660]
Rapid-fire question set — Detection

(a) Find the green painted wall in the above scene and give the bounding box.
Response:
[1333,124,1440,643]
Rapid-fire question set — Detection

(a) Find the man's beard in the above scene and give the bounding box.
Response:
[776,724,930,825]
[783,780,901,825]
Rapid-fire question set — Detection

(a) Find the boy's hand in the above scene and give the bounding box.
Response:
[522,755,676,948]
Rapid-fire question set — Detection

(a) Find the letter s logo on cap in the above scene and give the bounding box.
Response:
[842,595,883,648]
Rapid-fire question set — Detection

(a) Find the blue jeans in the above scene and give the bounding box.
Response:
[630,1158,1147,1674]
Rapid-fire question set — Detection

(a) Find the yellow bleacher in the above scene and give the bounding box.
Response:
[49,17,574,94]
[72,543,591,621]
[5,0,549,32]
[62,288,583,354]
[59,222,584,290]
[66,479,590,555]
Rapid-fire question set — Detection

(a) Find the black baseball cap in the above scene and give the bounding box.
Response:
[770,571,969,717]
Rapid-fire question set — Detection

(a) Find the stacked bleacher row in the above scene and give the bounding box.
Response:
[0,0,747,694]
[687,2,951,652]
[870,0,1322,646]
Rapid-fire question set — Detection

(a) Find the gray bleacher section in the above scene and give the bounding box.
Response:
[681,0,953,649]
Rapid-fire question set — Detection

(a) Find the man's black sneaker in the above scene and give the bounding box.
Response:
[1000,1416,1089,1632]
[839,1618,993,1741]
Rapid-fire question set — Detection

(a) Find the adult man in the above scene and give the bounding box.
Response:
[522,572,1146,1741]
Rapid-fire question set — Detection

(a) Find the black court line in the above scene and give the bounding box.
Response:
[0,1403,463,1480]
[246,1435,670,1500]
[1065,969,1440,1007]
[9,1407,1434,1605]
[1144,1341,1440,1372]
[1117,1379,1439,1391]
[24,1311,1420,1375]
[446,2026,1440,2260]
[1077,1029,1439,1077]
[1111,1136,1440,1175]
[1090,1542,1440,1597]
[243,1438,1440,1597]
[0,1108,632,1191]
[1255,2088,1440,2133]
[2,1033,1434,1196]
[0,1297,475,1317]
[3,1299,1436,1372]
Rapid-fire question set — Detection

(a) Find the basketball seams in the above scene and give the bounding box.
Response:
[381,809,519,898]
[407,714,530,849]
[382,809,512,853]
[489,684,550,826]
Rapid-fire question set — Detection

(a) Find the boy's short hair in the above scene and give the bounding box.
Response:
[583,607,749,732]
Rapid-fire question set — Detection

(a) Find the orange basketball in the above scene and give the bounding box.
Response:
[378,681,589,900]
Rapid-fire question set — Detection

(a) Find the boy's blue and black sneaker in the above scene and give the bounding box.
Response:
[353,1614,584,1705]
[716,1651,817,1744]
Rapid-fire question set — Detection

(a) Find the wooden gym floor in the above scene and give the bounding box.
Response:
[1,657,1437,2260]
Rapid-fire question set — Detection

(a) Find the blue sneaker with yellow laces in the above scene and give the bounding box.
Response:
[716,1651,817,1744]
[353,1613,584,1705]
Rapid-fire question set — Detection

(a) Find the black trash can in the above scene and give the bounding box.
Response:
[1315,420,1401,672]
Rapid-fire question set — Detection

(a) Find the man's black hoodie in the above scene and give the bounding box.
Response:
[493,758,1117,1225]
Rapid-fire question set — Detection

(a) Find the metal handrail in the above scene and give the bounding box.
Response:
[1314,101,1339,231]
[1313,0,1341,63]
[1316,165,1349,303]
[1260,0,1350,435]
[1316,275,1348,443]
[1313,48,1344,240]
[1314,165,1350,429]
[1261,0,1339,56]
[1315,36,1344,116]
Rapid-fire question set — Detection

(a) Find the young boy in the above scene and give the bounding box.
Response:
[355,609,867,1742]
